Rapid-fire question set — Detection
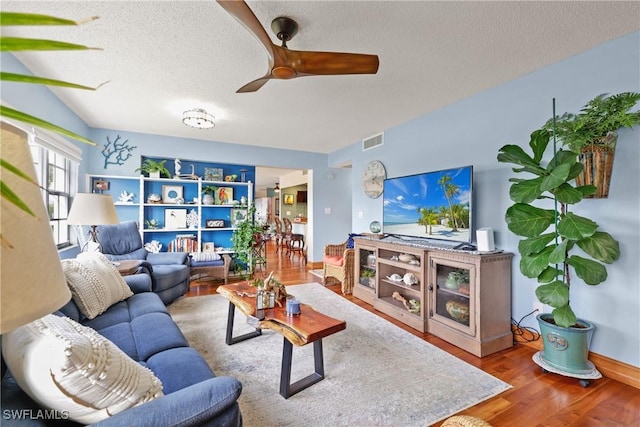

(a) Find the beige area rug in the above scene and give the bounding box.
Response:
[168,283,510,427]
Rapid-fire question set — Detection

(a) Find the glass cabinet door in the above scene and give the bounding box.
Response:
[430,257,476,335]
[357,247,377,291]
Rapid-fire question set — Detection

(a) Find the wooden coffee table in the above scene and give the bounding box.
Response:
[217,282,346,398]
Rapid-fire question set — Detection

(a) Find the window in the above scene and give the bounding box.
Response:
[22,126,81,249]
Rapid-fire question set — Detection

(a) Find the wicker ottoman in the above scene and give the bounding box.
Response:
[190,253,231,284]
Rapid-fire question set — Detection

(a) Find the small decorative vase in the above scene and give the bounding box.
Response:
[149,171,160,179]
[445,272,460,290]
[202,194,214,205]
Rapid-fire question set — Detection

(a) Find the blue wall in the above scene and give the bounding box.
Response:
[3,30,638,366]
[331,31,640,367]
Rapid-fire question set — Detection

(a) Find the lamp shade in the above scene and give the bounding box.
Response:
[1,122,72,334]
[67,193,119,226]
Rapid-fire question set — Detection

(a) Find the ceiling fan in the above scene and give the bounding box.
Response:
[217,0,380,93]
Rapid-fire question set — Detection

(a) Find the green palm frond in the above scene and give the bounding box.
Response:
[1,72,106,90]
[1,11,102,216]
[1,106,95,145]
[1,37,100,51]
[1,12,96,26]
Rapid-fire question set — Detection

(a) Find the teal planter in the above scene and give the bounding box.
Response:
[537,313,595,375]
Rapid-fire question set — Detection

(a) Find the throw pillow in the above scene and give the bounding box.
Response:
[190,251,222,262]
[323,255,344,266]
[346,233,362,249]
[61,252,133,319]
[2,314,163,424]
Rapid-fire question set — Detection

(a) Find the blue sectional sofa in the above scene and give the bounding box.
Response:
[1,273,242,426]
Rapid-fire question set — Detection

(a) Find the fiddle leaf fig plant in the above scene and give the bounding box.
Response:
[498,125,620,328]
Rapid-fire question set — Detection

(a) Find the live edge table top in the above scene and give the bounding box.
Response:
[217,282,346,347]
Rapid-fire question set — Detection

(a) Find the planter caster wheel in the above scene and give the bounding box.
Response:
[579,379,590,388]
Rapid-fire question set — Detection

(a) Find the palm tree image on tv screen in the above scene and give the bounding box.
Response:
[382,166,473,243]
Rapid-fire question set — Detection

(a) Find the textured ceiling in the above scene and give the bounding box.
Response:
[3,1,640,159]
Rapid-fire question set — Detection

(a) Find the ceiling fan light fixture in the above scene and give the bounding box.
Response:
[274,183,280,193]
[182,108,215,129]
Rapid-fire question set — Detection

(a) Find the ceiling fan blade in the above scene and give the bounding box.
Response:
[236,74,272,93]
[289,50,379,76]
[216,0,275,61]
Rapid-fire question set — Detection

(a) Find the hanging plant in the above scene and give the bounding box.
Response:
[544,92,640,198]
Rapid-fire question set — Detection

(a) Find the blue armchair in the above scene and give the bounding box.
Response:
[80,221,190,304]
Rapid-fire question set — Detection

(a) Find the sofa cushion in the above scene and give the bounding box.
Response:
[150,264,190,293]
[147,347,215,394]
[94,221,144,256]
[129,312,189,361]
[82,292,168,331]
[61,252,133,319]
[323,255,344,267]
[2,314,163,424]
[190,259,225,267]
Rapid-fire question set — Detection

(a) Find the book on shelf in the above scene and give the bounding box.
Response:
[168,236,198,253]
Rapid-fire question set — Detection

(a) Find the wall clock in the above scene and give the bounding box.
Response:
[362,160,386,199]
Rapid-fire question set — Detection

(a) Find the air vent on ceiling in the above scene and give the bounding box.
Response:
[362,132,384,151]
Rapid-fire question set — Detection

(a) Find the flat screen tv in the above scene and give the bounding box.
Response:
[382,165,473,245]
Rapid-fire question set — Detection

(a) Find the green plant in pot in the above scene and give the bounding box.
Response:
[231,206,264,277]
[497,106,622,377]
[360,268,375,287]
[135,159,171,178]
[201,185,217,205]
[545,92,640,198]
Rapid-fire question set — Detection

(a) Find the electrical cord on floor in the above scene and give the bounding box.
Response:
[511,309,541,344]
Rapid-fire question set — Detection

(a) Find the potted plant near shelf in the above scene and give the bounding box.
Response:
[360,269,375,288]
[201,185,217,205]
[545,92,640,198]
[135,159,171,178]
[497,102,623,378]
[231,206,264,277]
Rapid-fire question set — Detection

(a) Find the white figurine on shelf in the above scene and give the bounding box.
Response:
[118,190,134,204]
[174,158,181,178]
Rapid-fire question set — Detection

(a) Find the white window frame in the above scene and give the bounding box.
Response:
[3,120,82,248]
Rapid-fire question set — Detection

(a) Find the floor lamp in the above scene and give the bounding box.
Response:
[1,122,71,334]
[67,193,119,252]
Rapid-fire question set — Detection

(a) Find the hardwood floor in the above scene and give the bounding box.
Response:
[187,241,639,426]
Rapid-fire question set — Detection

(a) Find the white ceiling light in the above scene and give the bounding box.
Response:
[274,182,280,193]
[182,108,215,129]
